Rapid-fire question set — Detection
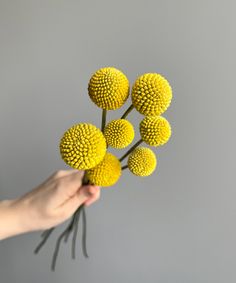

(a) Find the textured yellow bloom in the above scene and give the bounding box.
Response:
[88,67,129,110]
[85,152,121,187]
[104,119,135,149]
[60,123,106,170]
[131,73,172,116]
[128,147,157,176]
[140,116,171,146]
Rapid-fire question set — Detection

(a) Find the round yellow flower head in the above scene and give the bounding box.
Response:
[104,119,135,149]
[128,147,157,177]
[88,67,129,110]
[140,116,171,146]
[131,73,172,116]
[60,123,106,170]
[85,152,121,187]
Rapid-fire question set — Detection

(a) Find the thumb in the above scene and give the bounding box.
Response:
[62,185,99,215]
[77,185,98,203]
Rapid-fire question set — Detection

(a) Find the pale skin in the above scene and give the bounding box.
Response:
[0,170,100,240]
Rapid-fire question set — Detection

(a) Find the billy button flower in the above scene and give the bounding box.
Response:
[126,147,157,177]
[121,73,172,119]
[104,119,135,149]
[60,123,107,170]
[88,67,130,132]
[140,116,171,146]
[85,152,122,187]
[119,116,171,162]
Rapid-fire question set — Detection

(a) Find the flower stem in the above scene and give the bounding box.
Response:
[81,205,89,258]
[64,212,77,243]
[101,109,107,132]
[119,139,143,162]
[72,206,81,259]
[51,228,68,271]
[34,228,54,254]
[122,165,128,170]
[121,104,134,119]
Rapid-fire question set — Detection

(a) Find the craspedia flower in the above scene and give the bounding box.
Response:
[131,73,172,116]
[60,123,106,170]
[140,116,171,146]
[128,147,157,177]
[104,119,135,149]
[88,67,129,110]
[85,152,121,187]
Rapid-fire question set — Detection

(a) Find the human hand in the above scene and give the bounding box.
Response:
[0,170,100,240]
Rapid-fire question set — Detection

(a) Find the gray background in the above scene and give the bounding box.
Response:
[0,0,235,282]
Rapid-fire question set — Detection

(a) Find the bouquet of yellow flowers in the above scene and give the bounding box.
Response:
[34,67,172,270]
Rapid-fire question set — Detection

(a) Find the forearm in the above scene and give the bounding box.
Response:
[0,199,30,240]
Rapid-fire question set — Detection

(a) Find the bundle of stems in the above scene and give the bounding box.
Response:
[34,175,89,271]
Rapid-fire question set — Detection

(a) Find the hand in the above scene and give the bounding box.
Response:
[0,170,100,240]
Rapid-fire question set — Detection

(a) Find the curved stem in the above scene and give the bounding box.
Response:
[51,211,81,271]
[34,228,54,254]
[64,214,77,243]
[119,139,143,162]
[121,104,134,119]
[51,229,68,271]
[81,205,89,258]
[72,207,81,259]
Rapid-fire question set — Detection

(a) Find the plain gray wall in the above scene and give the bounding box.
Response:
[0,0,235,282]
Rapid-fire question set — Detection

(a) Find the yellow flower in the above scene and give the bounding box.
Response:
[88,67,129,110]
[104,119,135,149]
[60,123,106,170]
[131,73,172,116]
[128,147,157,176]
[85,152,121,186]
[140,116,171,146]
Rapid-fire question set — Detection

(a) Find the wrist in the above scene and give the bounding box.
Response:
[0,198,32,240]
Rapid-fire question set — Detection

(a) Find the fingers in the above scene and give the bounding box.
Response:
[57,171,85,199]
[77,185,100,204]
[40,169,83,188]
[83,186,101,206]
[53,169,83,180]
[62,185,101,216]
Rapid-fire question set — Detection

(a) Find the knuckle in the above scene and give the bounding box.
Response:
[42,204,53,218]
[54,180,61,191]
[54,170,66,178]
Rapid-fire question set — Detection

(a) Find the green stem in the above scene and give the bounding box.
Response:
[101,109,107,132]
[81,205,89,258]
[64,213,77,243]
[72,206,81,259]
[51,231,67,271]
[119,139,143,162]
[51,218,76,271]
[34,228,54,254]
[121,165,128,170]
[121,104,134,119]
